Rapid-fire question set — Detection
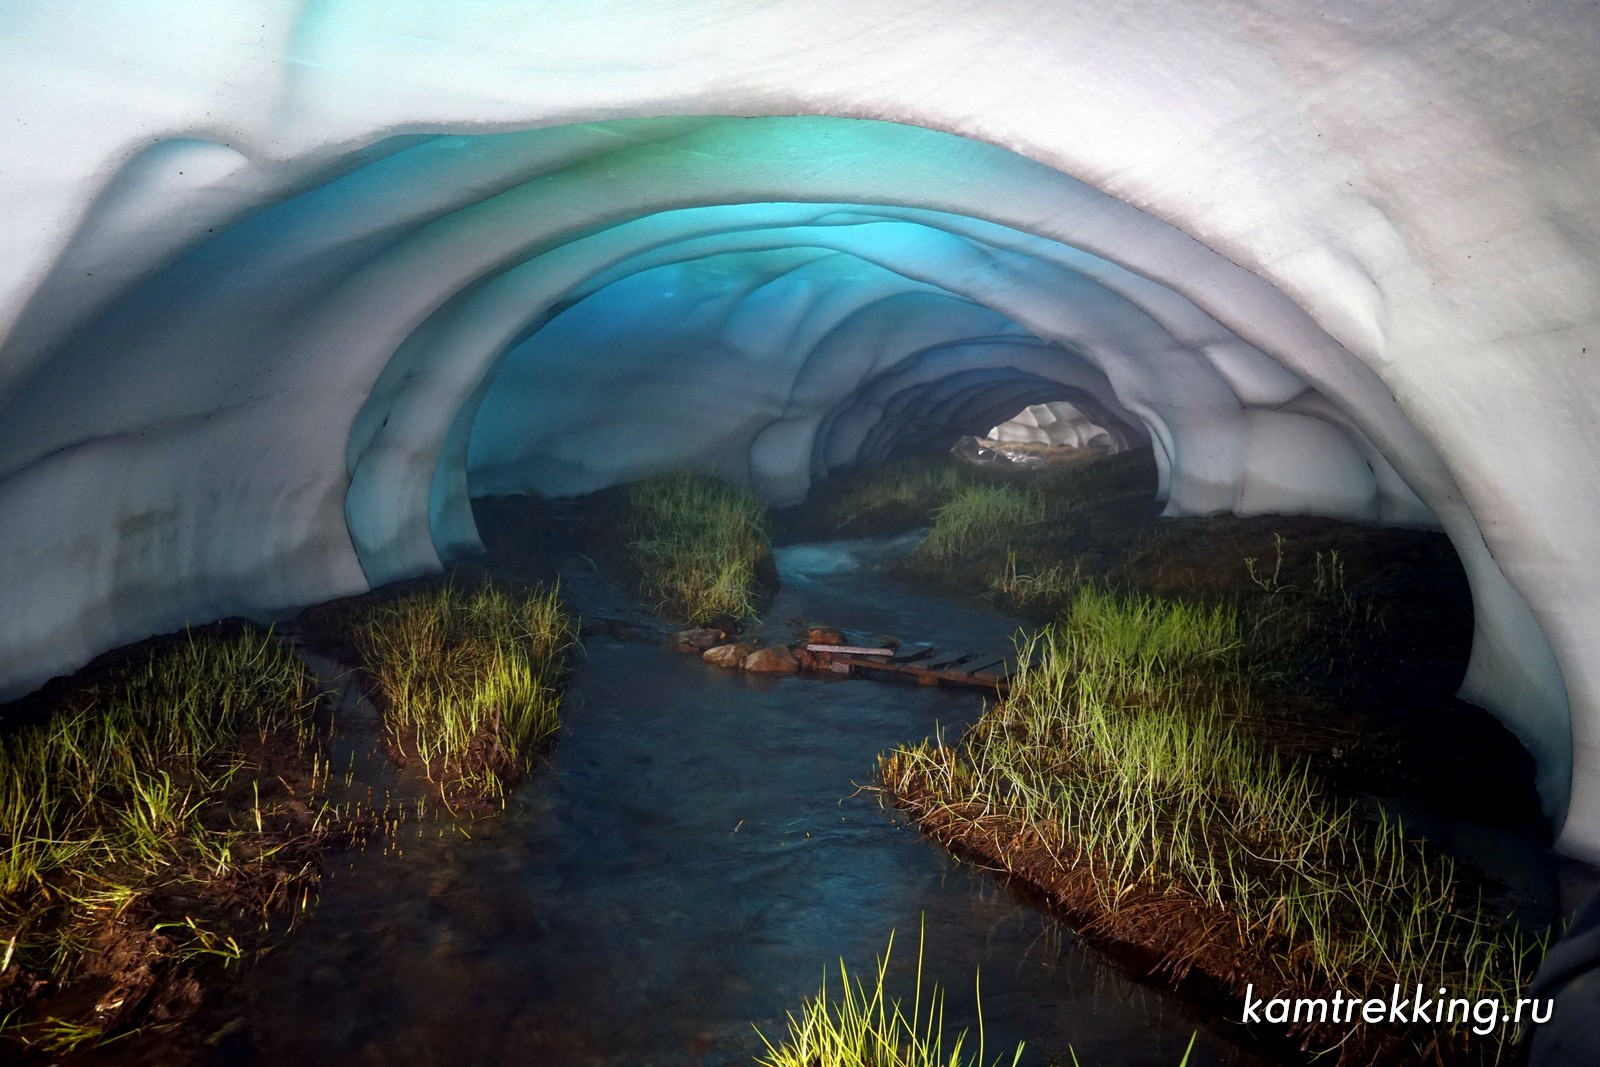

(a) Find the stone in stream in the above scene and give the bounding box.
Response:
[700,613,745,636]
[703,642,757,668]
[668,627,726,653]
[744,645,800,673]
[803,625,844,646]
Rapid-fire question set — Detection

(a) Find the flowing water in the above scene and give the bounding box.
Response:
[162,536,1269,1066]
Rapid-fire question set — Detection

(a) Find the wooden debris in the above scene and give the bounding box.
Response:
[812,648,1010,693]
[803,643,895,657]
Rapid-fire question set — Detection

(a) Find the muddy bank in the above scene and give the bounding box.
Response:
[0,623,370,1060]
[780,451,1557,1062]
[152,535,1264,1067]
[0,462,1555,1064]
[0,503,583,1058]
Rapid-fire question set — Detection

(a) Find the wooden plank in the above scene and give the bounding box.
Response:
[805,643,895,657]
[827,652,1009,693]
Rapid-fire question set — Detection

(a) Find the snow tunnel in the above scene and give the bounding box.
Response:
[986,403,1127,453]
[0,3,1596,864]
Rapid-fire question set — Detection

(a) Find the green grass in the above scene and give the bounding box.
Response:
[913,484,1046,565]
[355,582,576,803]
[0,628,333,1053]
[988,550,1083,609]
[626,472,772,622]
[825,460,979,532]
[756,928,1024,1067]
[882,587,1542,1062]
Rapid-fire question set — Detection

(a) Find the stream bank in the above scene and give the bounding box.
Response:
[93,523,1266,1067]
[6,456,1566,1064]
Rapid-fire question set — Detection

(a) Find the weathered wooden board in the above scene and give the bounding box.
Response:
[805,644,895,657]
[822,651,1010,693]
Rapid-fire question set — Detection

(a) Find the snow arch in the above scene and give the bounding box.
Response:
[988,403,1126,453]
[0,3,1594,857]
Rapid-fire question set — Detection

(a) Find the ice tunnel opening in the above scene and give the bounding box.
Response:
[0,113,1575,849]
[984,401,1127,455]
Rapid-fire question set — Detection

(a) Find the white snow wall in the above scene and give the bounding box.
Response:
[0,2,1595,857]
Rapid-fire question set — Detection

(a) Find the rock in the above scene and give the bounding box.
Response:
[702,641,757,668]
[701,613,744,636]
[668,627,726,653]
[869,634,902,651]
[803,626,844,646]
[744,645,800,673]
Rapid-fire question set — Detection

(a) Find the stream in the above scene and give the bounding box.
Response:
[171,534,1267,1066]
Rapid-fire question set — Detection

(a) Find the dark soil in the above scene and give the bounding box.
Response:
[0,624,364,1061]
[2,456,1551,1063]
[883,767,1470,1067]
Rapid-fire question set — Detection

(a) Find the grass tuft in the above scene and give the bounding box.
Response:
[756,926,1024,1067]
[355,582,576,805]
[825,460,979,533]
[881,588,1543,1063]
[913,484,1045,565]
[0,628,338,1053]
[626,472,772,622]
[988,549,1084,609]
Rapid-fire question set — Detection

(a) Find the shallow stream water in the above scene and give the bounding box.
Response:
[168,536,1267,1066]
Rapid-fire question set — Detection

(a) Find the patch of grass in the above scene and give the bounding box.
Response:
[913,484,1046,565]
[0,628,343,1054]
[626,472,772,622]
[1239,534,1390,694]
[824,460,978,533]
[988,549,1083,609]
[355,582,576,805]
[881,588,1543,1064]
[756,927,1024,1067]
[1243,533,1380,624]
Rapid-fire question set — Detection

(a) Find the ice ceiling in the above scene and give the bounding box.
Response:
[0,2,1596,857]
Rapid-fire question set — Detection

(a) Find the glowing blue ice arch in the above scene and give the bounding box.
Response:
[330,121,1564,822]
[0,116,1569,833]
[351,197,1334,582]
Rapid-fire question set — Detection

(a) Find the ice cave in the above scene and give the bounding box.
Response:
[0,2,1596,1063]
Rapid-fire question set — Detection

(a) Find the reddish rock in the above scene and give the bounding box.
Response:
[702,642,757,668]
[744,645,800,673]
[668,627,726,653]
[803,626,844,646]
